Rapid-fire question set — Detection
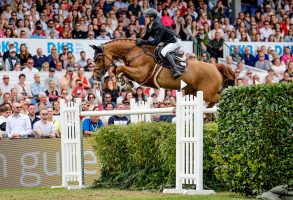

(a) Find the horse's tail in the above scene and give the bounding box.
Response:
[215,64,235,89]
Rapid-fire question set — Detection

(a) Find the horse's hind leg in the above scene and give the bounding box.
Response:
[204,93,219,122]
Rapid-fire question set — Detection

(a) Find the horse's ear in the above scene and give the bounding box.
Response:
[90,45,99,51]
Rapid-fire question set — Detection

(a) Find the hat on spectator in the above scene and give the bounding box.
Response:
[9,48,16,53]
[67,67,74,72]
[24,11,30,16]
[199,26,204,30]
[8,41,14,46]
[49,68,55,72]
[54,18,60,22]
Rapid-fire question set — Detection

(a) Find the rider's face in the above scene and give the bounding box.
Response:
[145,16,151,25]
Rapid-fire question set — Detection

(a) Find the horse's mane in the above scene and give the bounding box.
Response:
[103,38,155,52]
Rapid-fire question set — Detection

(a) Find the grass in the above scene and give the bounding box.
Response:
[0,188,252,200]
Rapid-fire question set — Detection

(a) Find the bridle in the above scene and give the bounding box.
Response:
[92,44,153,77]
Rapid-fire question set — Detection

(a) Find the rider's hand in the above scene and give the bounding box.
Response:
[136,39,143,45]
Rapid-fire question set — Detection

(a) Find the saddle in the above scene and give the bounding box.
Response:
[153,45,187,73]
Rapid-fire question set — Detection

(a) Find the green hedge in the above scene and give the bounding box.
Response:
[213,83,293,195]
[92,122,221,190]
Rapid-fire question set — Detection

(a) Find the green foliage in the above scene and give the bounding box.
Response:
[93,122,221,190]
[213,84,293,195]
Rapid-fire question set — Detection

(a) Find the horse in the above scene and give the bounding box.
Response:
[91,39,235,107]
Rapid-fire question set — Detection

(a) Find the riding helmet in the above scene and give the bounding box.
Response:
[144,8,157,18]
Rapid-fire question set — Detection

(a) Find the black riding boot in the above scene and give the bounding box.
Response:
[165,53,182,79]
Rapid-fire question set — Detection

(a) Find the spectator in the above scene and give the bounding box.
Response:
[211,0,225,20]
[41,62,50,72]
[4,48,20,71]
[31,25,45,38]
[55,61,65,72]
[72,67,90,89]
[267,69,279,83]
[61,22,72,38]
[284,29,293,42]
[76,51,87,68]
[27,104,40,129]
[82,107,104,136]
[1,93,11,105]
[243,47,255,67]
[0,105,11,132]
[108,103,130,125]
[14,74,33,99]
[87,93,98,111]
[0,74,13,94]
[6,102,32,139]
[209,22,224,40]
[134,86,147,102]
[158,98,175,122]
[15,19,30,37]
[33,108,58,138]
[47,107,61,136]
[33,48,48,70]
[72,79,87,100]
[271,58,287,80]
[60,89,71,103]
[60,69,74,91]
[52,101,60,115]
[31,73,46,102]
[210,32,224,59]
[22,57,39,72]
[231,45,243,63]
[38,92,52,109]
[47,46,58,68]
[45,80,59,103]
[72,22,87,39]
[279,72,292,83]
[10,88,21,104]
[13,63,22,72]
[285,61,293,78]
[44,68,59,89]
[103,79,119,103]
[281,47,293,63]
[102,92,116,109]
[59,45,69,68]
[196,26,211,52]
[260,21,273,41]
[96,29,111,40]
[3,41,16,62]
[18,44,32,65]
[255,53,272,71]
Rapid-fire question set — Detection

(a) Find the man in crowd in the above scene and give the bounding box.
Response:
[31,73,46,102]
[33,108,58,138]
[22,58,39,72]
[82,107,104,136]
[0,74,13,95]
[28,104,40,129]
[33,48,48,70]
[77,51,87,68]
[243,47,255,67]
[108,103,130,125]
[6,102,32,139]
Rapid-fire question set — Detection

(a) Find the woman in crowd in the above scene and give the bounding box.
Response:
[41,62,50,72]
[14,73,32,99]
[13,63,21,71]
[72,67,90,89]
[45,80,59,103]
[271,58,287,80]
[103,79,119,104]
[161,9,173,28]
[18,44,32,66]
[87,93,97,111]
[134,86,147,102]
[53,101,60,115]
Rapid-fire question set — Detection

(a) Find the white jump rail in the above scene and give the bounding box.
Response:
[53,91,216,195]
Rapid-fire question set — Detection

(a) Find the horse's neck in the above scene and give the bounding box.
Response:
[106,41,136,56]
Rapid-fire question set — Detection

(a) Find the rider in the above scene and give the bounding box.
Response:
[136,8,182,79]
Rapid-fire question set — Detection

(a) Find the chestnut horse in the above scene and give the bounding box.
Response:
[91,39,235,106]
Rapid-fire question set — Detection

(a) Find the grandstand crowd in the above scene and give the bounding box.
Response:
[0,0,292,139]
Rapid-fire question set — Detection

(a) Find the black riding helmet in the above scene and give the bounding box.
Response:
[144,8,157,18]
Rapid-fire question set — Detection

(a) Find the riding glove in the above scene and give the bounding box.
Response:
[136,39,144,45]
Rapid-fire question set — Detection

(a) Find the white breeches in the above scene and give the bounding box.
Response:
[160,38,182,57]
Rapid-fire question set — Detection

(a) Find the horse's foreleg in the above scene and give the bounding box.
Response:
[116,66,146,83]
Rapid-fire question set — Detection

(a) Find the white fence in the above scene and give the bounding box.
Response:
[54,91,216,195]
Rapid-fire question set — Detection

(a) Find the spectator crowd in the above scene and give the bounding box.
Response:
[0,0,292,139]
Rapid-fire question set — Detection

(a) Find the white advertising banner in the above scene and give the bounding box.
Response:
[224,42,293,59]
[0,38,193,61]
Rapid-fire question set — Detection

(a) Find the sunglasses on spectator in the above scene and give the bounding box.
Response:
[89,96,95,99]
[63,48,68,50]
[62,93,68,95]
[28,62,34,64]
[16,107,21,109]
[41,113,48,116]
[3,77,9,79]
